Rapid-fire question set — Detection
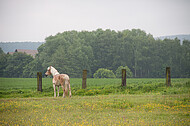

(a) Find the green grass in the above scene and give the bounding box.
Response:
[0,94,189,125]
[0,78,189,98]
[0,78,189,125]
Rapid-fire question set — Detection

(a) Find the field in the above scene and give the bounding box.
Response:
[0,78,190,125]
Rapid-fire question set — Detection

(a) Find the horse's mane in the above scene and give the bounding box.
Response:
[49,66,60,76]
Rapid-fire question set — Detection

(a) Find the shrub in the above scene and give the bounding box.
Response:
[93,68,116,78]
[115,66,133,78]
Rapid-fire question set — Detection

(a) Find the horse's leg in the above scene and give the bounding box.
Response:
[57,86,59,97]
[61,85,65,98]
[53,84,56,97]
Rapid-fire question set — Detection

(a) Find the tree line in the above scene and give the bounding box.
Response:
[0,29,189,78]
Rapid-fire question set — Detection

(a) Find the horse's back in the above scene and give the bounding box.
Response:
[60,74,69,80]
[54,74,69,82]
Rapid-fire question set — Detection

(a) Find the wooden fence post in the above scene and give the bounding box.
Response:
[82,70,87,89]
[166,67,171,87]
[37,72,42,92]
[122,69,126,87]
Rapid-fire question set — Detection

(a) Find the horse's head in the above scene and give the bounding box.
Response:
[45,66,52,77]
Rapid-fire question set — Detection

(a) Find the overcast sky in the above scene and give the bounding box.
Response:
[0,0,190,42]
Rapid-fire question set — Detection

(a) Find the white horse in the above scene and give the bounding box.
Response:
[45,66,71,97]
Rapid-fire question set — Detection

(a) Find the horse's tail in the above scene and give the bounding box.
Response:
[65,80,69,96]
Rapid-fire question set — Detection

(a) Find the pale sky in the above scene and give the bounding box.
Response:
[0,0,190,42]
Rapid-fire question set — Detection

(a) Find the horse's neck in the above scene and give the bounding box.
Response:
[51,67,60,76]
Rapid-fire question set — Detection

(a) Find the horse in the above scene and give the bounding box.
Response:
[45,66,71,98]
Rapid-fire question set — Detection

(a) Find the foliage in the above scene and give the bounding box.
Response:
[115,66,133,78]
[0,47,4,54]
[3,53,33,77]
[22,60,39,78]
[0,48,6,77]
[0,29,190,78]
[34,29,190,78]
[93,68,116,78]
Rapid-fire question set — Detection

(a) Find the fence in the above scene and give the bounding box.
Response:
[37,67,171,90]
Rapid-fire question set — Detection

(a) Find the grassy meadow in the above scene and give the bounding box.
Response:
[0,78,189,98]
[0,78,190,125]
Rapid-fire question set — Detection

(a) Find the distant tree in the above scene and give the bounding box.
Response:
[4,52,34,77]
[93,68,116,78]
[23,59,40,78]
[180,40,190,77]
[91,29,117,72]
[115,66,133,78]
[1,29,189,78]
[0,47,4,54]
[0,47,7,76]
[30,29,190,78]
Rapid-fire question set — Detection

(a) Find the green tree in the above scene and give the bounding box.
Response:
[34,29,190,78]
[181,40,190,77]
[23,59,40,78]
[0,47,7,77]
[0,47,4,54]
[4,52,34,77]
[93,68,116,78]
[115,66,133,78]
[91,29,117,71]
